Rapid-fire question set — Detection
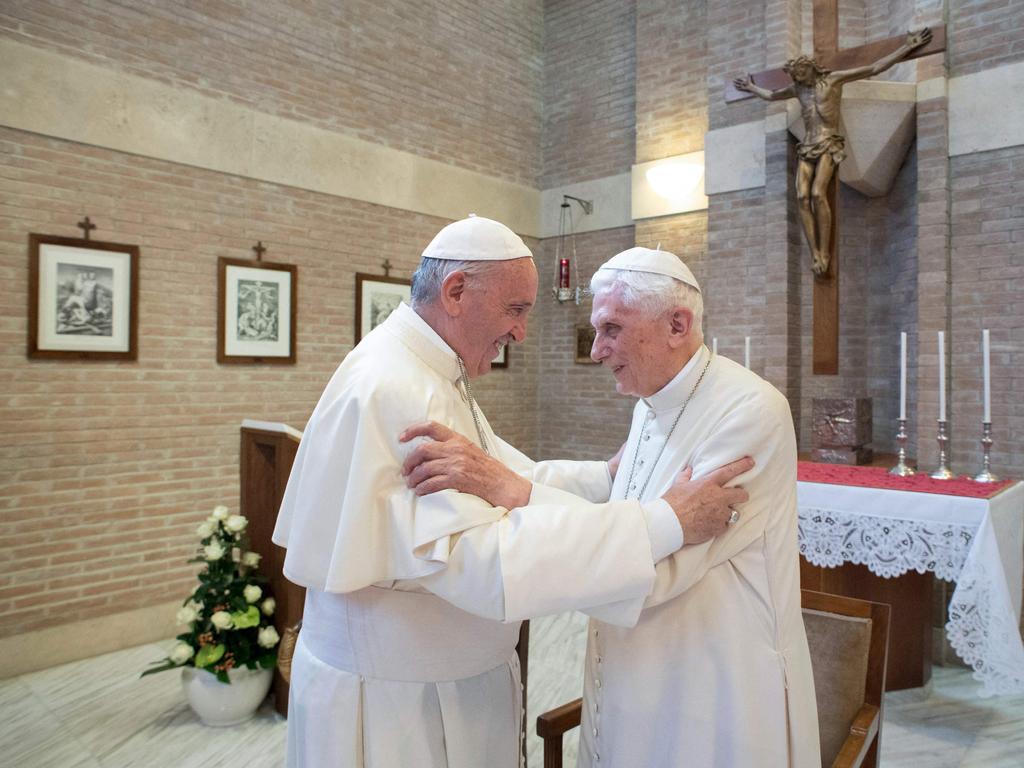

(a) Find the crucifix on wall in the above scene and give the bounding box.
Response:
[726,2,945,374]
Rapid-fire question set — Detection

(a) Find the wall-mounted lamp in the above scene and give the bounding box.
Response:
[553,194,592,305]
[631,151,708,220]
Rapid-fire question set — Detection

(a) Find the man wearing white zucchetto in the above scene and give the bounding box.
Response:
[273,216,752,768]
[405,245,821,767]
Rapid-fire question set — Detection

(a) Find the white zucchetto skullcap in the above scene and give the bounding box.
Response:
[597,246,701,293]
[421,214,533,261]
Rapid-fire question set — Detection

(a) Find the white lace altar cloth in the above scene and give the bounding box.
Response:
[798,481,1024,697]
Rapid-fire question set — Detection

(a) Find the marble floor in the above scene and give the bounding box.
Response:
[3,636,1023,767]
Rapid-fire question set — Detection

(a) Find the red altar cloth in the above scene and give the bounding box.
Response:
[797,461,1014,499]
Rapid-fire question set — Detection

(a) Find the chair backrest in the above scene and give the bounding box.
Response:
[801,589,889,767]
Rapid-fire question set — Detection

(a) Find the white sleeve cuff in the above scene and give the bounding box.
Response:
[642,498,683,562]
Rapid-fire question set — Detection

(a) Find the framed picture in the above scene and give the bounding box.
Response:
[218,257,297,364]
[575,324,598,364]
[492,344,509,369]
[355,273,411,343]
[28,233,139,360]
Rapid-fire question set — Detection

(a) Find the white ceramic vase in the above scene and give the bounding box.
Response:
[181,665,273,727]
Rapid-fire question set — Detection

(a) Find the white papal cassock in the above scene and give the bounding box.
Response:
[272,302,682,768]
[578,345,821,768]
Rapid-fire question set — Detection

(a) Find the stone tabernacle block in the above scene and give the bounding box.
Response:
[811,446,874,465]
[811,398,873,448]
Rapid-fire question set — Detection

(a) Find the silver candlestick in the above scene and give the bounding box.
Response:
[889,418,915,476]
[930,419,954,480]
[974,421,999,483]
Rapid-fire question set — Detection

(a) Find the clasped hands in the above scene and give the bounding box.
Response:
[399,421,753,546]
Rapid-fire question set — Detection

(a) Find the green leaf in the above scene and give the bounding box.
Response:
[215,669,231,684]
[195,643,225,668]
[140,661,178,678]
[258,651,277,669]
[231,605,260,629]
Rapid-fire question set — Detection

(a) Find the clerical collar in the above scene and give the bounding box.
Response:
[385,302,462,383]
[641,344,711,413]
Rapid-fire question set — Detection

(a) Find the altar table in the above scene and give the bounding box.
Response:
[797,463,1024,697]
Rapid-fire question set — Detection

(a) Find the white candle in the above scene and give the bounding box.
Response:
[899,332,907,420]
[938,331,946,421]
[983,329,991,422]
[712,337,718,355]
[744,337,751,369]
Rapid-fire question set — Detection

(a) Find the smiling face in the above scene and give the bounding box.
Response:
[447,258,538,377]
[590,287,687,398]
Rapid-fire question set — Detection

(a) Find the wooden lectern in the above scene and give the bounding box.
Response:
[240,419,304,717]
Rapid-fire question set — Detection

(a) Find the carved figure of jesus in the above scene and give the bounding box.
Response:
[733,28,932,276]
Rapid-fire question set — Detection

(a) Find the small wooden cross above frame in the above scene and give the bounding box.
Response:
[77,216,97,240]
[252,240,267,261]
[726,2,945,374]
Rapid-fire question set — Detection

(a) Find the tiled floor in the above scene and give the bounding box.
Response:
[3,639,1022,767]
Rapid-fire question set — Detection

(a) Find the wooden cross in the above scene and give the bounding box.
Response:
[381,259,392,277]
[252,240,267,261]
[726,3,945,374]
[77,216,96,240]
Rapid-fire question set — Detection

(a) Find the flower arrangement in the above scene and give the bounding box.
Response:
[143,505,280,684]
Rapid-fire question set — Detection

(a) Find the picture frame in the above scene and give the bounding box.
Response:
[218,257,297,364]
[575,324,598,364]
[491,344,509,369]
[28,233,139,360]
[355,273,411,343]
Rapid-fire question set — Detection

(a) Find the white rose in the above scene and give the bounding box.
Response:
[204,541,225,561]
[225,514,248,533]
[258,625,280,648]
[260,597,276,616]
[176,605,199,626]
[196,521,214,538]
[241,551,261,568]
[212,505,230,520]
[243,585,263,603]
[210,611,233,630]
[169,642,195,664]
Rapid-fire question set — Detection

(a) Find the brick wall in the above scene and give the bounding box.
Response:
[949,0,1024,76]
[635,0,707,161]
[708,0,769,131]
[533,0,641,462]
[867,149,920,454]
[0,0,544,186]
[914,95,951,469]
[542,0,635,188]
[949,144,1024,477]
[533,227,637,461]
[0,128,539,637]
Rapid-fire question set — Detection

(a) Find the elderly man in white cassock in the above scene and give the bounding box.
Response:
[405,246,821,767]
[272,216,753,768]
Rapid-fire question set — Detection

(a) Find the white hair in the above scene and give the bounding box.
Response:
[410,257,500,306]
[590,268,704,335]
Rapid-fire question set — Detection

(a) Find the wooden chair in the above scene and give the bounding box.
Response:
[535,589,890,768]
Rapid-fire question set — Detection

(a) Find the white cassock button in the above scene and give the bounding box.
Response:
[596,679,602,688]
[643,433,651,441]
[595,753,601,762]
[595,702,600,713]
[593,728,598,737]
